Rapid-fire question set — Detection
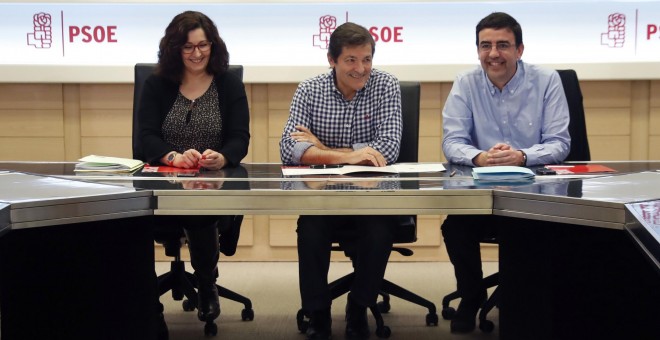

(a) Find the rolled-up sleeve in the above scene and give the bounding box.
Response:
[280,85,311,165]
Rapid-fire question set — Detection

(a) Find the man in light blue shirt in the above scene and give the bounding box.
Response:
[441,12,571,333]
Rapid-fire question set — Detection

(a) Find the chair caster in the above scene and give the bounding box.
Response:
[375,325,391,338]
[426,312,439,326]
[204,321,218,336]
[377,300,391,314]
[479,319,495,333]
[182,299,196,311]
[441,306,456,320]
[241,308,254,321]
[296,309,309,333]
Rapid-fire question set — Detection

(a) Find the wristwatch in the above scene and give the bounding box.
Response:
[166,152,177,166]
[520,150,528,166]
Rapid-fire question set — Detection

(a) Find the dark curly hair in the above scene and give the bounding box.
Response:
[156,11,229,83]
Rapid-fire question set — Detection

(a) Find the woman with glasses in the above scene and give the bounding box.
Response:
[136,10,250,335]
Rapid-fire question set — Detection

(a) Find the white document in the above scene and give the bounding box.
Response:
[281,163,446,176]
[75,155,144,173]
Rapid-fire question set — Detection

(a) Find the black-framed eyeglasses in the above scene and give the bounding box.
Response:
[479,42,514,52]
[182,41,212,54]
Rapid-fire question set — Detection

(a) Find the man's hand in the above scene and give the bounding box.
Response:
[472,143,524,167]
[291,126,328,150]
[344,147,387,167]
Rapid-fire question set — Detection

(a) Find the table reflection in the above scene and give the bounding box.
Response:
[132,165,249,190]
[281,174,403,191]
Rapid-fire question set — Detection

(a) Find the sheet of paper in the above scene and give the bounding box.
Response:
[281,162,446,176]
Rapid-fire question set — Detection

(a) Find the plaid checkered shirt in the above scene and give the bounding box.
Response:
[280,68,402,165]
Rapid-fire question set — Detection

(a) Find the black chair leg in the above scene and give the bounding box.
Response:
[216,284,254,321]
[380,279,439,326]
[478,286,499,333]
[369,304,392,338]
[329,272,355,299]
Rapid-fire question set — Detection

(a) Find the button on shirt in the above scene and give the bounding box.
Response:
[280,69,402,165]
[442,60,571,166]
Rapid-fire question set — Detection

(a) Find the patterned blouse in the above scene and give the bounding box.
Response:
[162,80,223,153]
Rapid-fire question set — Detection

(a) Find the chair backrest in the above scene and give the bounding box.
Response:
[557,69,591,162]
[132,63,244,161]
[331,81,421,247]
[397,81,421,163]
[395,81,420,244]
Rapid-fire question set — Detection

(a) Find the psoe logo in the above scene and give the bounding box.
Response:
[27,12,52,49]
[601,13,625,48]
[313,15,337,49]
[311,14,404,50]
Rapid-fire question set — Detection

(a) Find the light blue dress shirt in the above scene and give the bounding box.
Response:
[442,60,571,166]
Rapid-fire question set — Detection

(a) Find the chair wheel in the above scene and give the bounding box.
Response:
[241,308,254,321]
[426,312,439,326]
[377,300,391,314]
[296,309,309,333]
[375,325,391,338]
[182,299,196,312]
[441,307,456,320]
[479,319,495,333]
[204,321,217,336]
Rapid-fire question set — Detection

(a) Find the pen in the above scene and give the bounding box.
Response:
[450,170,457,177]
[310,164,343,169]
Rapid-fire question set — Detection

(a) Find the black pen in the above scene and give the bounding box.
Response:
[310,164,344,169]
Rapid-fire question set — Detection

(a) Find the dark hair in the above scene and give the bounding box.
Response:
[156,11,229,83]
[476,12,523,47]
[327,22,375,62]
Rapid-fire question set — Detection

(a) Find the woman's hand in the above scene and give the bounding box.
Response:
[175,149,203,169]
[198,149,227,170]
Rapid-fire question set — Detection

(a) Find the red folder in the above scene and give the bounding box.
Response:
[545,164,616,175]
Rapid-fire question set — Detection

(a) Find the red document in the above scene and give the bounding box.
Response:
[141,165,200,174]
[545,164,616,175]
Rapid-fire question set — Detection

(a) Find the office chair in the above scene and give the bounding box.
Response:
[133,63,254,336]
[440,69,591,333]
[296,82,439,338]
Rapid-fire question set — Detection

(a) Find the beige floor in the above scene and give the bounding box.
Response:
[157,261,499,340]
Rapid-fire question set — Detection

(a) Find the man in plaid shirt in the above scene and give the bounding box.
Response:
[280,22,402,340]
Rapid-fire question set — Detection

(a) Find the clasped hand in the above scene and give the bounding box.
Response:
[176,149,226,170]
[474,143,522,167]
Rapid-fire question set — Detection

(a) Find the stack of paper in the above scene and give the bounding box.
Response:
[75,155,144,173]
[472,166,535,181]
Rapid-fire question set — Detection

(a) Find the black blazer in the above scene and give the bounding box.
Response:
[137,71,250,166]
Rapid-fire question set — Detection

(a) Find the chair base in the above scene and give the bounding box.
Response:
[157,257,255,336]
[297,272,438,338]
[441,272,499,333]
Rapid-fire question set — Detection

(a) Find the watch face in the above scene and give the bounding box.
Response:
[168,153,175,162]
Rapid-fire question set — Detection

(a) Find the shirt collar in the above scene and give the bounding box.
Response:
[483,59,525,95]
[329,68,372,101]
